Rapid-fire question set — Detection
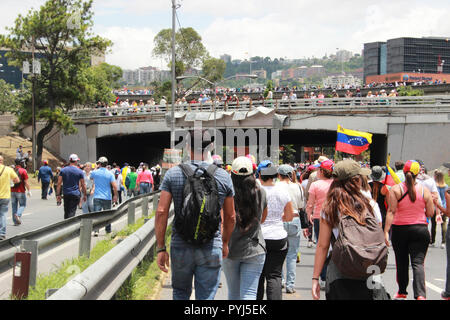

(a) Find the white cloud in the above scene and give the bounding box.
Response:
[95,26,161,70]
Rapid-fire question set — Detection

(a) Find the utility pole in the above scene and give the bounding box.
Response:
[31,36,37,172]
[170,0,176,149]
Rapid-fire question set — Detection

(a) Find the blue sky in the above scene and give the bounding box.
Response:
[2,0,450,70]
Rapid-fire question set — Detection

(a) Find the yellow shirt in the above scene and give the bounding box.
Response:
[0,165,18,199]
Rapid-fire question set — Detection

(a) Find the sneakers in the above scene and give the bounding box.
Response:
[0,235,5,241]
[393,293,407,300]
[441,244,446,249]
[93,230,99,237]
[286,287,296,294]
[429,243,436,248]
[13,214,21,226]
[307,240,313,248]
[442,291,450,300]
[416,296,426,300]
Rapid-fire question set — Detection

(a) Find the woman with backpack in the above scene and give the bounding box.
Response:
[223,157,268,300]
[384,160,435,300]
[369,166,389,230]
[312,159,386,300]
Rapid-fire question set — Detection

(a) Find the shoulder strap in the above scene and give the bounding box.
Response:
[179,163,195,178]
[0,165,5,178]
[206,164,218,177]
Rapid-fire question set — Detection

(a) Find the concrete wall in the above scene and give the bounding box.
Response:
[387,122,450,170]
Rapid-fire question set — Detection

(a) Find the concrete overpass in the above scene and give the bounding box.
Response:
[23,96,450,169]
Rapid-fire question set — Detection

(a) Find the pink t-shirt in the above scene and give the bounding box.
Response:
[136,170,154,185]
[393,183,427,226]
[306,179,333,219]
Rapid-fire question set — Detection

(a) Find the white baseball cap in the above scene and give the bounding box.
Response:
[97,156,108,163]
[69,154,80,162]
[231,156,253,176]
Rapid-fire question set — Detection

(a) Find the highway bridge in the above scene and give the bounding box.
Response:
[22,95,450,170]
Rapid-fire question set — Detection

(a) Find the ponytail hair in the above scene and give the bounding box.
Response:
[405,171,417,202]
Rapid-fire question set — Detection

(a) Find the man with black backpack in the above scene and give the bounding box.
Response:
[155,134,236,300]
[11,159,31,226]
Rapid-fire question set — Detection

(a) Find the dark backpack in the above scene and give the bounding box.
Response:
[13,168,22,188]
[331,211,388,279]
[175,163,221,246]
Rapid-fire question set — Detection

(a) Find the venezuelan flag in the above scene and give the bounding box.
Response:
[336,125,373,155]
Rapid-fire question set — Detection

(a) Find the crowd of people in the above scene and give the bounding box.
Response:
[0,147,448,301]
[154,147,449,301]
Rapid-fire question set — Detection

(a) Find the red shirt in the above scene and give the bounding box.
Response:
[11,167,28,193]
[136,170,154,185]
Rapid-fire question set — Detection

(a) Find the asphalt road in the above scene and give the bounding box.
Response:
[158,225,448,301]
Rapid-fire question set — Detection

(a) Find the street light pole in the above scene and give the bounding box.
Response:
[31,36,37,172]
[170,0,176,149]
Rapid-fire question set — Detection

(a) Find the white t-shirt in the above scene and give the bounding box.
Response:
[417,175,438,194]
[261,184,291,240]
[276,181,305,213]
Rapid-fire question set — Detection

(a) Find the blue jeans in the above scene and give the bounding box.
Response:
[0,198,10,237]
[170,233,222,300]
[93,198,112,233]
[223,254,266,300]
[41,181,50,199]
[139,182,152,195]
[283,217,302,289]
[82,194,94,214]
[11,192,26,219]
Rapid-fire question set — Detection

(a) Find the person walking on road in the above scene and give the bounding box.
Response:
[136,163,153,195]
[257,165,294,300]
[38,160,53,200]
[0,156,20,240]
[56,154,87,220]
[306,159,334,289]
[155,137,236,300]
[369,166,389,230]
[432,162,450,300]
[277,164,306,294]
[312,159,386,300]
[126,167,138,198]
[434,170,448,249]
[11,159,31,226]
[90,157,118,235]
[384,160,435,300]
[223,157,268,300]
[81,163,95,214]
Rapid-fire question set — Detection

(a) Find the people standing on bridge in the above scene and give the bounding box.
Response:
[91,157,118,236]
[433,162,450,300]
[11,158,31,226]
[306,159,334,289]
[56,154,87,220]
[136,163,153,195]
[312,159,387,300]
[257,165,294,300]
[0,156,20,240]
[222,156,267,300]
[38,160,53,200]
[155,137,236,300]
[277,165,306,294]
[384,160,435,300]
[81,163,95,214]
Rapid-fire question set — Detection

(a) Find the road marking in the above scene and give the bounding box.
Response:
[434,279,445,282]
[426,281,444,294]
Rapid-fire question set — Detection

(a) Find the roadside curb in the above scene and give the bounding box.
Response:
[149,267,170,300]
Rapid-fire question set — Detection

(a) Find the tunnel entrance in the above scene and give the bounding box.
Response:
[95,129,387,167]
[97,132,170,167]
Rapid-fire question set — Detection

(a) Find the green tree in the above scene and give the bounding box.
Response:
[280,144,297,164]
[202,57,226,84]
[0,0,112,166]
[397,86,425,96]
[0,79,21,114]
[152,27,208,77]
[93,63,123,89]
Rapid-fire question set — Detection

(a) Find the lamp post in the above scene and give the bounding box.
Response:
[176,74,257,152]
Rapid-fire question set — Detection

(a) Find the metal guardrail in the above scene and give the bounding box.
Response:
[47,209,174,300]
[67,95,450,122]
[0,191,161,270]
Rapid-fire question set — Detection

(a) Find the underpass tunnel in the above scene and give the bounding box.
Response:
[96,132,170,167]
[95,129,387,168]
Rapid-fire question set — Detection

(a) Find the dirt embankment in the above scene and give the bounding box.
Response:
[0,133,65,188]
